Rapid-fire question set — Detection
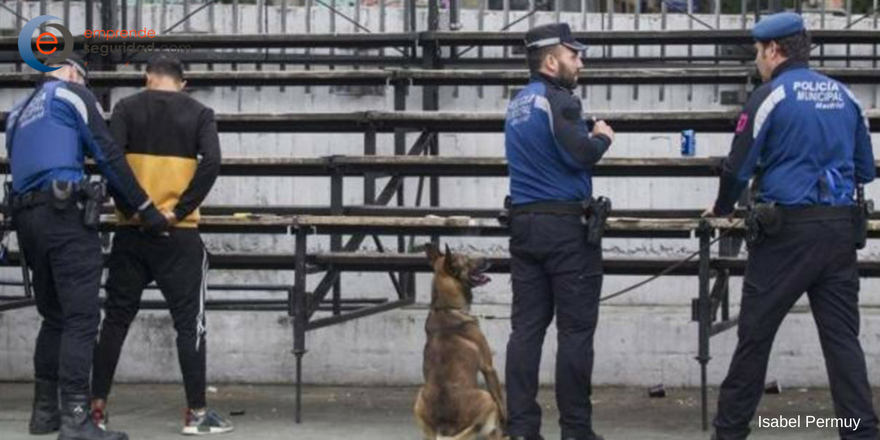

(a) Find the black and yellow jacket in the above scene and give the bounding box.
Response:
[109,89,221,228]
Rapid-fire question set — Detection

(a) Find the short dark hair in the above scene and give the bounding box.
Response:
[526,45,558,74]
[146,54,184,81]
[771,30,811,63]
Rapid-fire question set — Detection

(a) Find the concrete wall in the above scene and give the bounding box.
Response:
[2,3,880,387]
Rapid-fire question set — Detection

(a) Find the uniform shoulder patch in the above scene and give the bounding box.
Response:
[735,113,749,134]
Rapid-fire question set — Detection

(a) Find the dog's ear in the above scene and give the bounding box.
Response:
[444,244,457,274]
[425,243,441,264]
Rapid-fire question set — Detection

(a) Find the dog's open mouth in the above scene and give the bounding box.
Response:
[468,262,492,287]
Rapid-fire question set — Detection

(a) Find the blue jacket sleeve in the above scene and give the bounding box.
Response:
[713,83,778,215]
[546,89,611,171]
[107,98,137,217]
[848,90,876,185]
[54,83,152,212]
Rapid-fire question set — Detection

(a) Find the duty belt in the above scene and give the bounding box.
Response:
[10,190,55,211]
[509,201,586,216]
[778,205,853,223]
[10,182,86,212]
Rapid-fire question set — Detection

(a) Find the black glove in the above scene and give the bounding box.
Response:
[139,204,169,236]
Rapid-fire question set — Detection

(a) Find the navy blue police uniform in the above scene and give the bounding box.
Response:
[711,13,879,440]
[504,23,612,440]
[6,59,165,439]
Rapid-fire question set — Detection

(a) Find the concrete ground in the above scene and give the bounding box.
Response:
[0,382,872,440]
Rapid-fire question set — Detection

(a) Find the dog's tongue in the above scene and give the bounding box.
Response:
[472,273,491,286]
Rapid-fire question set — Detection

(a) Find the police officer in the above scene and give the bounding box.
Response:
[705,13,879,440]
[6,57,167,440]
[504,23,614,440]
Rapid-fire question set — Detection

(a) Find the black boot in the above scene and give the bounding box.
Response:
[29,379,60,435]
[58,394,128,440]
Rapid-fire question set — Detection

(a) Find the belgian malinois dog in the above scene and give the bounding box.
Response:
[414,244,506,440]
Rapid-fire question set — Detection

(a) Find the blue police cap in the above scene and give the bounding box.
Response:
[62,56,88,81]
[525,23,587,52]
[752,12,805,41]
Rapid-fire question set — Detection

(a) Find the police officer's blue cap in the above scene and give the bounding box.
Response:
[56,54,88,81]
[752,12,805,41]
[525,23,587,52]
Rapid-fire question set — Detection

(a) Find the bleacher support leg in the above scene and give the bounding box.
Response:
[364,127,377,204]
[331,171,343,316]
[294,227,308,423]
[393,83,415,299]
[421,33,441,248]
[697,221,713,431]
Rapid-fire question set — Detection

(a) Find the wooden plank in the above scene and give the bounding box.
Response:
[308,252,880,277]
[218,109,880,133]
[325,156,724,177]
[2,33,420,51]
[425,30,880,46]
[0,68,764,88]
[10,156,880,179]
[193,214,878,235]
[291,215,712,232]
[2,111,878,134]
[6,30,874,53]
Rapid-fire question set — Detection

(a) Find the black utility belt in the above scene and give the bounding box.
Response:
[8,180,107,230]
[776,205,853,223]
[11,180,92,209]
[509,201,586,216]
[502,197,613,245]
[10,188,71,211]
[746,203,865,251]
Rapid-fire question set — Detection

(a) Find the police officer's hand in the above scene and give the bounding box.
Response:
[702,206,736,220]
[592,120,614,143]
[139,204,170,236]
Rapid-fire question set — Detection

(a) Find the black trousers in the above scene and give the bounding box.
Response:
[92,228,209,409]
[714,218,879,440]
[15,203,103,397]
[506,213,603,439]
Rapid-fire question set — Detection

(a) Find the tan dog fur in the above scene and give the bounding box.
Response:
[414,244,506,440]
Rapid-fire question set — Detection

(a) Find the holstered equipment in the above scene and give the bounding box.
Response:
[80,179,107,230]
[584,196,612,245]
[497,196,512,228]
[854,185,873,250]
[2,181,13,218]
[745,202,781,250]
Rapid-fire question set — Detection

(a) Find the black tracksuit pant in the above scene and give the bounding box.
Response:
[91,228,209,409]
[15,202,104,398]
[506,213,603,439]
[714,217,879,440]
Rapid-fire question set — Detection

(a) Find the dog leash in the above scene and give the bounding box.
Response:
[475,218,744,320]
[599,218,743,303]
